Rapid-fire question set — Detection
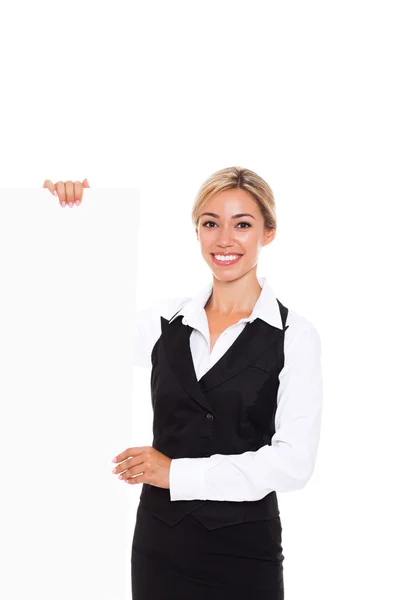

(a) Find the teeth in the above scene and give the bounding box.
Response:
[214,254,241,261]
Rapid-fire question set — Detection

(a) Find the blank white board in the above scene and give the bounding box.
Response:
[0,189,140,600]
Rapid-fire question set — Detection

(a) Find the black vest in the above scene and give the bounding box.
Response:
[139,299,289,530]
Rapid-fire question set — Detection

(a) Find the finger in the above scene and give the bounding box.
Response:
[74,181,83,205]
[123,460,147,481]
[42,179,57,196]
[125,474,145,485]
[112,446,149,464]
[113,455,146,475]
[121,466,146,482]
[82,178,90,188]
[65,180,75,207]
[55,181,67,207]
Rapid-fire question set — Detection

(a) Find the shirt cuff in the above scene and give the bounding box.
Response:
[169,457,210,501]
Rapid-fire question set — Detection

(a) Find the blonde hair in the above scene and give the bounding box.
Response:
[191,166,276,230]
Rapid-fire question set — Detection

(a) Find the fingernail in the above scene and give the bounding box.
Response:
[75,200,81,206]
[68,201,73,208]
[61,200,66,207]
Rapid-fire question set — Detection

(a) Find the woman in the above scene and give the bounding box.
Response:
[43,167,323,599]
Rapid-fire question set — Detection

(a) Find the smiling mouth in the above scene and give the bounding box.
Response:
[211,253,243,266]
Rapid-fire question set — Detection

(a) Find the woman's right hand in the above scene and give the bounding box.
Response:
[42,179,90,208]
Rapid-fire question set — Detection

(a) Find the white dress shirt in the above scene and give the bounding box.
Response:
[133,275,323,502]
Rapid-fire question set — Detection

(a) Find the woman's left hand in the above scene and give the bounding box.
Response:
[112,446,172,489]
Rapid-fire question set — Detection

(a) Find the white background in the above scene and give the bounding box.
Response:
[0,1,399,598]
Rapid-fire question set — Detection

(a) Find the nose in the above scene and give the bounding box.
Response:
[216,224,235,248]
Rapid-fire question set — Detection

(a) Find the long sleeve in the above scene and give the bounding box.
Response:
[169,324,323,502]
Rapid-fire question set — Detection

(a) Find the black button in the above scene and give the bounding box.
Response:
[206,413,214,420]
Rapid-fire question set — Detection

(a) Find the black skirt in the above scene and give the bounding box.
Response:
[131,501,285,600]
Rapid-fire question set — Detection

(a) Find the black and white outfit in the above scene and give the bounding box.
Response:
[130,275,323,599]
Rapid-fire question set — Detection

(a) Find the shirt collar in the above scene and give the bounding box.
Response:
[169,275,283,330]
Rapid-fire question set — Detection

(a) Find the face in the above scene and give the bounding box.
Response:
[195,188,275,282]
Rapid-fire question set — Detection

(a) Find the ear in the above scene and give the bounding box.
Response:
[263,227,276,247]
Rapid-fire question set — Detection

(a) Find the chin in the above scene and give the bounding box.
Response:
[209,267,247,283]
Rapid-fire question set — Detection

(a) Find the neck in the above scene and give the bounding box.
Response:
[205,267,262,316]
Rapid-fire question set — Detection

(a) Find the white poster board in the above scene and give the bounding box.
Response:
[0,189,140,600]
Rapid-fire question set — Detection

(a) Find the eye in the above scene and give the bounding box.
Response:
[236,222,251,229]
[202,221,252,229]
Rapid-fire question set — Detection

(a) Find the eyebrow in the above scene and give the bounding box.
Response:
[199,212,256,220]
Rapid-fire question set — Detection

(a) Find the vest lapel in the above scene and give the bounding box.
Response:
[161,315,211,412]
[199,318,283,392]
[161,315,284,412]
